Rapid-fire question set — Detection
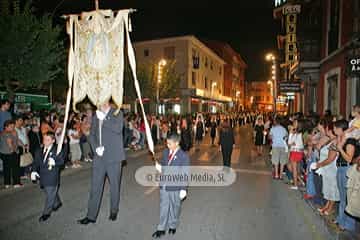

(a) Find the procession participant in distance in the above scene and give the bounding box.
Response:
[31,131,65,222]
[219,120,235,168]
[152,134,190,238]
[210,117,217,145]
[78,100,125,224]
[194,114,205,150]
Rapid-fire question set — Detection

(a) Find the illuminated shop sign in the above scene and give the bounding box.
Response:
[349,57,360,73]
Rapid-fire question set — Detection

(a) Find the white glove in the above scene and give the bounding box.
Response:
[96,110,106,121]
[155,161,162,173]
[31,172,40,181]
[48,157,55,167]
[96,146,105,156]
[310,162,318,170]
[179,190,187,200]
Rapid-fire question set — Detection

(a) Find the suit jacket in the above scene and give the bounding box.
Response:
[88,108,125,164]
[159,148,190,191]
[219,127,235,150]
[32,144,65,187]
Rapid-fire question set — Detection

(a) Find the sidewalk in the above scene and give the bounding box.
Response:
[273,160,360,240]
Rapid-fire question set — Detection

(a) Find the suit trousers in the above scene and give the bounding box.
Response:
[87,160,121,220]
[221,147,233,167]
[157,188,181,231]
[43,186,61,215]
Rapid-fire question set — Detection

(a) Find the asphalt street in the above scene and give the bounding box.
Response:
[0,125,349,240]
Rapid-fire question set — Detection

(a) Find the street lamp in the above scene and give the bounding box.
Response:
[236,90,240,111]
[265,53,277,113]
[267,80,273,111]
[156,59,167,115]
[211,82,217,96]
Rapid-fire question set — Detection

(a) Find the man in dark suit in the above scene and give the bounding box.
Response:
[219,120,235,168]
[31,131,65,222]
[78,101,125,224]
[152,134,190,238]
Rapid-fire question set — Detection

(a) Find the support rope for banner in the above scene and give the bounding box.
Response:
[124,14,154,155]
[57,16,75,155]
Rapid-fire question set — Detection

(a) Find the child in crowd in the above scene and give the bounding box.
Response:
[345,105,360,140]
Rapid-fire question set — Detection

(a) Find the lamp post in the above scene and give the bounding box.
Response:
[211,82,217,96]
[266,53,277,114]
[236,90,240,112]
[267,80,273,111]
[156,59,167,115]
[210,82,217,112]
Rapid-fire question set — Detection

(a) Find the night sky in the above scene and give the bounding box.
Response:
[33,0,279,82]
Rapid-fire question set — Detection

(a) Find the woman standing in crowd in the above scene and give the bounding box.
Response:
[15,116,30,178]
[303,127,319,200]
[288,123,304,190]
[40,114,54,136]
[137,118,146,149]
[194,115,205,150]
[210,117,217,145]
[68,121,82,168]
[28,118,42,158]
[151,116,159,146]
[312,124,339,215]
[254,116,264,156]
[219,120,235,168]
[0,120,21,188]
[161,119,169,144]
[80,115,92,162]
[180,118,192,152]
[333,120,359,232]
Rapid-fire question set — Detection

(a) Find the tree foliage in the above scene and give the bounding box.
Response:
[123,60,181,103]
[0,0,64,98]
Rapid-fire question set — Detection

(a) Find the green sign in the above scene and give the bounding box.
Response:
[0,91,49,104]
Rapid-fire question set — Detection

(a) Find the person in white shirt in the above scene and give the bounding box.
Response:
[15,116,29,149]
[68,121,82,168]
[288,124,304,190]
[15,116,30,179]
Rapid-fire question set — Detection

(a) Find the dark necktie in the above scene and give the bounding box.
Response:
[168,152,173,163]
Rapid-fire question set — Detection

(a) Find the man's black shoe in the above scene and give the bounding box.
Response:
[39,214,51,222]
[77,217,96,225]
[109,213,117,221]
[168,228,176,234]
[152,230,165,238]
[52,203,63,212]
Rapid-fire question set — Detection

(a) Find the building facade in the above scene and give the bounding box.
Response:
[134,35,231,114]
[273,0,360,117]
[204,41,247,111]
[247,81,274,112]
[318,0,360,117]
[291,0,322,115]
